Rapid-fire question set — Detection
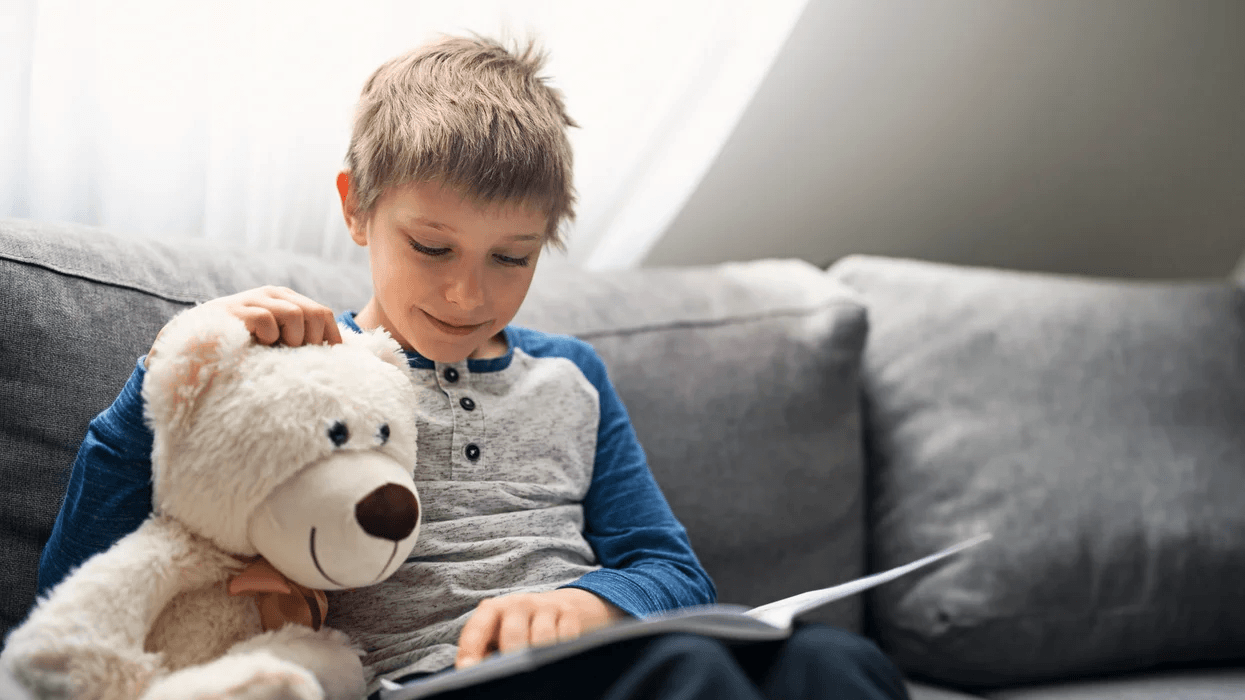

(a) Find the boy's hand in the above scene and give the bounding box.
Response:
[454,589,627,669]
[147,287,341,366]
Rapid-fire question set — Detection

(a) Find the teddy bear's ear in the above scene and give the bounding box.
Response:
[143,304,253,432]
[339,323,409,372]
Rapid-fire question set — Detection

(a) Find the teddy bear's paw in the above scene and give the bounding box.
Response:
[5,644,158,700]
[214,669,322,700]
[6,650,72,700]
[226,626,364,700]
[139,652,323,700]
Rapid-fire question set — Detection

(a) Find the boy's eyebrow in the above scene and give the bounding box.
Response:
[408,214,540,241]
[407,216,541,241]
[409,216,456,232]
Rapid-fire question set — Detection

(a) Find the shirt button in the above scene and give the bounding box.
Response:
[444,367,459,383]
[459,397,476,411]
[464,443,481,462]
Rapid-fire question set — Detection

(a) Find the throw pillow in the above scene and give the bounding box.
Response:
[828,255,1245,687]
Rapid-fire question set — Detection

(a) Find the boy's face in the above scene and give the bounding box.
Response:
[340,175,547,364]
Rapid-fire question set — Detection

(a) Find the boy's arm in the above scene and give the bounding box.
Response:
[558,342,717,617]
[38,358,155,594]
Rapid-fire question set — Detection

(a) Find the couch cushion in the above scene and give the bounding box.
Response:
[985,668,1245,700]
[909,681,988,700]
[828,255,1245,687]
[517,257,870,630]
[1,218,870,641]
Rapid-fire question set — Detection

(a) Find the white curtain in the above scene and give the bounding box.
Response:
[0,0,806,269]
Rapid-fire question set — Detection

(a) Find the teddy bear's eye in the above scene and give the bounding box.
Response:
[377,423,390,445]
[327,420,349,447]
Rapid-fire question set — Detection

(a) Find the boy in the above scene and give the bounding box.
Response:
[38,35,909,699]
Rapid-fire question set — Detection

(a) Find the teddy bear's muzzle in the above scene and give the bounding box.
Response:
[247,450,421,590]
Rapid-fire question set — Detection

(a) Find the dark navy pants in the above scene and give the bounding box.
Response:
[377,624,910,700]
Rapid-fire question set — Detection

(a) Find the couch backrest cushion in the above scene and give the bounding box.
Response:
[1,218,870,640]
[828,254,1245,688]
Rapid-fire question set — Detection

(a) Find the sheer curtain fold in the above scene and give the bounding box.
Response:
[1,0,806,268]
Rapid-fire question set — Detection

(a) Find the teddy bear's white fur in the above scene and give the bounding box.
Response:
[2,304,422,700]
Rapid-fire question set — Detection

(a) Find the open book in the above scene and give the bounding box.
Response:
[379,533,992,700]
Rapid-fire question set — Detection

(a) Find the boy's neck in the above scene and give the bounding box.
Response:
[471,333,509,360]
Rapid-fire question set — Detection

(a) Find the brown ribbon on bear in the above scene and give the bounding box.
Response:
[227,558,328,632]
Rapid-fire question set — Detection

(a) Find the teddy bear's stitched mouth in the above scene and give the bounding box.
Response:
[309,526,401,587]
[309,527,346,588]
[378,540,400,577]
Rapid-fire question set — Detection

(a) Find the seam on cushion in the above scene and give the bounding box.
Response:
[2,249,864,330]
[889,596,1245,631]
[0,253,204,305]
[572,299,863,340]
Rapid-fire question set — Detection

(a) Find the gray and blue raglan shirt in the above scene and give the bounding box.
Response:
[38,313,716,682]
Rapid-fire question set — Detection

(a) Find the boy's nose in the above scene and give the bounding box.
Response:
[445,267,484,310]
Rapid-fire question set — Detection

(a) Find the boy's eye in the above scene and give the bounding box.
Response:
[409,239,450,257]
[494,254,531,267]
[409,238,530,267]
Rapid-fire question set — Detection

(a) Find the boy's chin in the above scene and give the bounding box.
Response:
[401,322,506,363]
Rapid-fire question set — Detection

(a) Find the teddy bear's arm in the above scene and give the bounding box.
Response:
[139,626,366,700]
[2,515,240,696]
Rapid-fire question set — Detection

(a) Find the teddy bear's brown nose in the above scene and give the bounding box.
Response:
[355,484,419,542]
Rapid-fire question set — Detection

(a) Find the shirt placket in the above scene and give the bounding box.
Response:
[435,361,486,479]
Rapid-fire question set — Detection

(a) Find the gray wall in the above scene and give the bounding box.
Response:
[644,0,1245,279]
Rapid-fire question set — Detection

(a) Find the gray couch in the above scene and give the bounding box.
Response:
[2,217,1244,699]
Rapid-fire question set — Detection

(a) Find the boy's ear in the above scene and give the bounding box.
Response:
[337,171,368,247]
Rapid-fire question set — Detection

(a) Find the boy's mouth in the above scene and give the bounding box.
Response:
[423,310,487,336]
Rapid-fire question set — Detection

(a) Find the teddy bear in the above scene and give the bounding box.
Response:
[2,303,422,700]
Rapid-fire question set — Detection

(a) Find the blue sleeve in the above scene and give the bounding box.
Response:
[38,358,155,594]
[517,331,716,617]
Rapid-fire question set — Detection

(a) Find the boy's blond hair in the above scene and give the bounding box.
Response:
[344,35,577,248]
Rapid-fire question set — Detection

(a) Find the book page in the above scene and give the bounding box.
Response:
[746,532,993,628]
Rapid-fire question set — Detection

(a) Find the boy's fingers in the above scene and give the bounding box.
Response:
[301,312,326,346]
[556,613,582,643]
[265,287,340,346]
[324,318,343,345]
[235,307,281,346]
[243,297,304,346]
[266,299,306,347]
[313,306,342,345]
[263,285,315,307]
[529,609,559,648]
[301,308,339,346]
[497,606,533,655]
[194,287,338,348]
[456,605,501,669]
